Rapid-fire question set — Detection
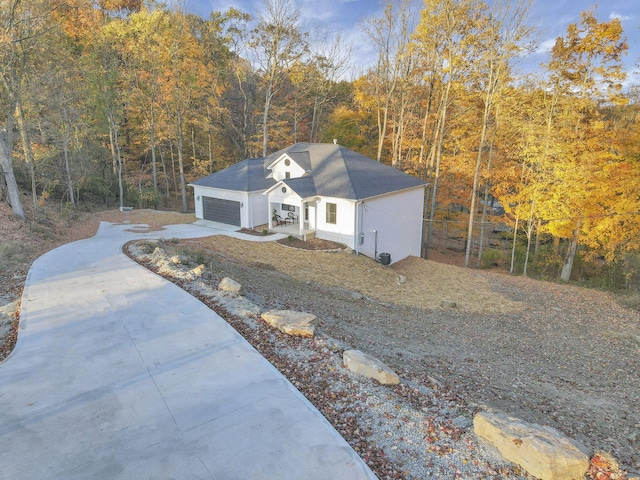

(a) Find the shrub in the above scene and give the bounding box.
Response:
[480,248,506,268]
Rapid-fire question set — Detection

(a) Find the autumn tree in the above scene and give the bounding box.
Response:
[362,0,418,164]
[0,0,55,218]
[463,0,533,267]
[540,8,628,282]
[250,0,308,156]
[412,0,486,258]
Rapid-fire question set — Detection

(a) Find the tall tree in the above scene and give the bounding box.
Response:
[363,0,417,164]
[0,0,54,218]
[463,0,533,267]
[541,8,628,281]
[412,0,484,258]
[250,0,307,156]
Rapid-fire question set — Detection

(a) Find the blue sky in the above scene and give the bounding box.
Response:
[185,0,639,86]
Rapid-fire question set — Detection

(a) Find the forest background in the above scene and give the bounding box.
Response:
[1,0,639,296]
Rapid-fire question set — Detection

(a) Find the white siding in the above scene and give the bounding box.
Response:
[357,187,424,264]
[247,191,269,228]
[315,198,356,248]
[270,154,307,182]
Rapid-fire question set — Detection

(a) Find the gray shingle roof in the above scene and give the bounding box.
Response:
[190,158,274,192]
[281,176,317,198]
[192,143,425,200]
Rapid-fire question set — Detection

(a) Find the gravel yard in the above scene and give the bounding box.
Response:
[132,233,640,478]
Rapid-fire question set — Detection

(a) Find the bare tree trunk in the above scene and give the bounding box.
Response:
[206,105,213,173]
[0,132,24,219]
[62,125,75,209]
[177,111,188,213]
[107,111,124,210]
[465,88,493,267]
[14,100,38,215]
[510,216,519,274]
[150,104,158,194]
[560,227,580,282]
[158,144,170,197]
[523,199,535,276]
[262,87,272,157]
[423,84,450,260]
[476,114,498,268]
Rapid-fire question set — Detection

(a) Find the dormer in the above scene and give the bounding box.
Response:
[266,152,310,182]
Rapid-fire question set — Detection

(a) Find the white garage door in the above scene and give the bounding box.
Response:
[202,196,241,226]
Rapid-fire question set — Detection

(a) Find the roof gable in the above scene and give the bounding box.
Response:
[267,143,425,200]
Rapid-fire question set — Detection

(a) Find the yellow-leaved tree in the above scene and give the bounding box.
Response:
[539,8,628,282]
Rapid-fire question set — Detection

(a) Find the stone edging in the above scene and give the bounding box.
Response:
[275,241,346,254]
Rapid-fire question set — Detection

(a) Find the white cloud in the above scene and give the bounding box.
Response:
[535,38,556,55]
[609,11,634,22]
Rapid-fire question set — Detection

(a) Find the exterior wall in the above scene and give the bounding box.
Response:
[247,191,269,228]
[270,155,307,182]
[314,197,356,248]
[193,186,268,228]
[357,187,424,264]
[267,187,303,222]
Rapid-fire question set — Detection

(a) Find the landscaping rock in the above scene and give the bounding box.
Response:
[261,310,317,337]
[169,255,187,265]
[218,277,243,295]
[0,300,18,317]
[342,349,400,385]
[474,411,589,480]
[0,301,17,341]
[184,264,205,281]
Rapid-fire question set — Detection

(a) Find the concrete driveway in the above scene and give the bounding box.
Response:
[0,221,376,479]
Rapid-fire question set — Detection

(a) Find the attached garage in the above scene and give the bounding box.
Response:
[190,158,274,229]
[202,196,241,226]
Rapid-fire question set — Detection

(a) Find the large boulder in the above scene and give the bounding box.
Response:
[474,412,589,480]
[261,310,317,337]
[0,301,18,339]
[342,350,400,385]
[218,277,243,295]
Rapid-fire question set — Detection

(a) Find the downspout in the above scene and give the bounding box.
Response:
[354,201,363,254]
[372,229,378,262]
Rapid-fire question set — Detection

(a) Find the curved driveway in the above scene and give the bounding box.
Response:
[0,221,375,479]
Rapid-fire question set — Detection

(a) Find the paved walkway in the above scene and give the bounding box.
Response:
[0,221,376,479]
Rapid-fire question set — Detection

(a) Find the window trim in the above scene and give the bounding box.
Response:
[326,202,337,224]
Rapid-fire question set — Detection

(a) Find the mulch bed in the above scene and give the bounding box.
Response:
[276,237,345,251]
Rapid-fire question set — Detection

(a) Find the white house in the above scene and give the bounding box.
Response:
[189,143,426,264]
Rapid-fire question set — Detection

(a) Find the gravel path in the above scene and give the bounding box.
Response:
[132,238,640,478]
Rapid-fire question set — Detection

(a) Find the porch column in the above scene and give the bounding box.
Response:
[299,200,305,236]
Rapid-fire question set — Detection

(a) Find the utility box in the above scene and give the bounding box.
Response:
[379,252,391,266]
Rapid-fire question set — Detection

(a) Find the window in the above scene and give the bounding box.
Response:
[326,202,337,224]
[282,204,295,212]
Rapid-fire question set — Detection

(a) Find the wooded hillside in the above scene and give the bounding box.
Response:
[1,0,639,291]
